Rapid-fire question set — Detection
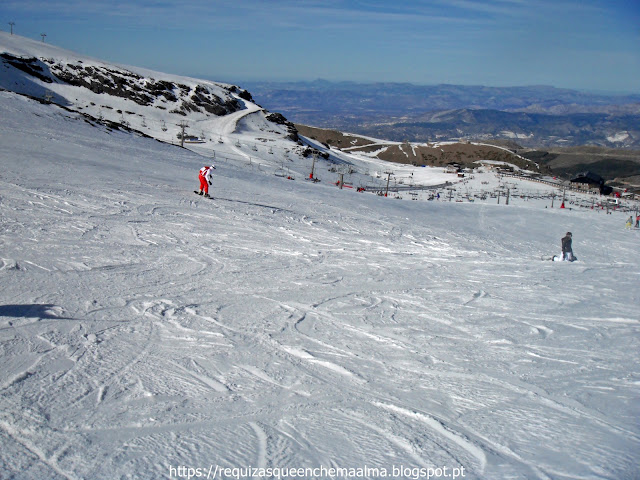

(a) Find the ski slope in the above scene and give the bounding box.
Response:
[1,29,640,479]
[1,88,639,479]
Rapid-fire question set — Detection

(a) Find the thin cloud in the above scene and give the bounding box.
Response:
[3,0,503,27]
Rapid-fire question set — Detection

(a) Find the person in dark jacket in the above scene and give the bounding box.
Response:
[561,232,574,261]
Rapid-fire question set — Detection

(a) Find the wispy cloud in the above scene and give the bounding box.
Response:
[1,0,511,27]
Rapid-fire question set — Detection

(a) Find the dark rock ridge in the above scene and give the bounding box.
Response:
[43,58,241,116]
[265,112,299,142]
[1,53,247,118]
[1,54,52,83]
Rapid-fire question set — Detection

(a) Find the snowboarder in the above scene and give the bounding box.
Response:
[195,165,215,198]
[625,216,633,229]
[636,215,639,228]
[561,232,574,261]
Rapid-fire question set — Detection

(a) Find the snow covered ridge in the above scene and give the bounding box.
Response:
[44,58,247,116]
[2,51,244,115]
[0,32,281,139]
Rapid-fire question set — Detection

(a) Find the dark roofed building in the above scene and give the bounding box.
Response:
[571,171,614,195]
[571,171,604,185]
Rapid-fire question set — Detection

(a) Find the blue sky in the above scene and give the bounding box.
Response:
[1,0,639,93]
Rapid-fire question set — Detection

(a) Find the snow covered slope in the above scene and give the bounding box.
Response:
[0,31,299,160]
[1,36,640,480]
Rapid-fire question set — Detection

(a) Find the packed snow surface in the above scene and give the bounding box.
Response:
[1,53,639,480]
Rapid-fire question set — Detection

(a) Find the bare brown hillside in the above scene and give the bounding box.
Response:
[296,124,640,188]
[296,124,544,172]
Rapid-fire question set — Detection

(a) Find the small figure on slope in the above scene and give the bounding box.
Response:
[625,216,633,229]
[561,232,575,262]
[195,165,215,198]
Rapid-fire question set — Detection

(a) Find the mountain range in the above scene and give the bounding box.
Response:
[239,80,640,149]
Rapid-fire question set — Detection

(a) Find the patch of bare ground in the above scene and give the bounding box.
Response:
[297,124,542,172]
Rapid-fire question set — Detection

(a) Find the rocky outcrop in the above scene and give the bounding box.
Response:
[1,52,244,118]
[1,54,53,83]
[41,59,242,117]
[266,112,299,142]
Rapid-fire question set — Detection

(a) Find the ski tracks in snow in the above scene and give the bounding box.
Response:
[374,402,487,472]
[1,95,639,478]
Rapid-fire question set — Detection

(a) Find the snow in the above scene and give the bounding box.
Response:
[1,34,640,480]
[500,131,534,140]
[606,132,630,143]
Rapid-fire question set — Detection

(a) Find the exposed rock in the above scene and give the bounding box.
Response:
[26,58,245,117]
[225,85,253,102]
[266,112,299,142]
[1,54,52,83]
[301,146,329,160]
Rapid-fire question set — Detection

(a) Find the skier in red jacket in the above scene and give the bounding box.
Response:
[195,165,215,198]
